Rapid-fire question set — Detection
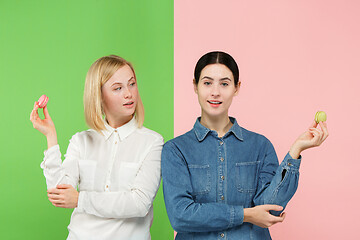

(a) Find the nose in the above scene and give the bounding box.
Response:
[124,86,132,99]
[210,84,220,97]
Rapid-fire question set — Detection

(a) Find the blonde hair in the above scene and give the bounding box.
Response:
[84,55,144,132]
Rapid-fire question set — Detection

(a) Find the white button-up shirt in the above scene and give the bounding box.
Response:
[41,117,163,240]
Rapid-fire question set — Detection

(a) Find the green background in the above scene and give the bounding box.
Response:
[0,0,173,239]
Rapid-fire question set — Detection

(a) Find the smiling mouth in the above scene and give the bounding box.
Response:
[123,101,134,106]
[207,100,222,105]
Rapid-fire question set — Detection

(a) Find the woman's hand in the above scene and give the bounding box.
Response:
[244,205,286,228]
[289,121,329,159]
[30,101,58,148]
[47,184,79,208]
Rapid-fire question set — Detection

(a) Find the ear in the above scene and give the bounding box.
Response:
[234,81,241,96]
[193,79,198,94]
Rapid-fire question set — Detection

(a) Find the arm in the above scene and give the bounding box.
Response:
[75,136,163,219]
[253,140,301,216]
[30,102,79,189]
[161,141,244,233]
[162,141,286,232]
[254,121,329,215]
[41,137,80,189]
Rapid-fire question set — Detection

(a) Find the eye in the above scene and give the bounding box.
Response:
[204,81,211,86]
[130,82,136,86]
[115,87,121,90]
[221,82,229,87]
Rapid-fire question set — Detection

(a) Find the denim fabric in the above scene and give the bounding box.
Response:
[161,117,301,240]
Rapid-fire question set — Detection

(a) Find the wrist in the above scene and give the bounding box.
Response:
[243,208,253,223]
[289,144,301,159]
[46,131,58,149]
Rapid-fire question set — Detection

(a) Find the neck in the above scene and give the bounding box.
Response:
[106,115,133,129]
[200,112,232,138]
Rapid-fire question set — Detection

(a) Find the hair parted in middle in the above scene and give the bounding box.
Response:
[83,55,144,133]
[194,51,240,86]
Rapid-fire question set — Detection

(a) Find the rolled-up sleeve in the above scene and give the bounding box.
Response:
[253,139,301,215]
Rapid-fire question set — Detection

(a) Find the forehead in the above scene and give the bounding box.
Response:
[107,64,135,84]
[200,64,233,79]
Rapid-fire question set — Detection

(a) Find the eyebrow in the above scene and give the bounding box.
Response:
[201,76,232,81]
[111,77,135,87]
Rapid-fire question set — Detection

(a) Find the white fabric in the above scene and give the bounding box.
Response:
[41,117,163,240]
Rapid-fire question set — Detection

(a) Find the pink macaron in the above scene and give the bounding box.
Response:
[37,95,49,108]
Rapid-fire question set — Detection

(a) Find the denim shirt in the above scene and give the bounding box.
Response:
[161,117,301,240]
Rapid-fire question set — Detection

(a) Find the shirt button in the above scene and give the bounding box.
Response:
[220,141,224,145]
[115,130,117,132]
[220,157,224,162]
[221,176,225,180]
[115,141,117,144]
[221,195,224,200]
[287,162,292,166]
[106,185,109,189]
[220,233,225,237]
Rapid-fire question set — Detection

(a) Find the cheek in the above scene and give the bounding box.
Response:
[196,88,207,101]
[131,88,138,100]
[224,93,235,105]
[101,91,110,107]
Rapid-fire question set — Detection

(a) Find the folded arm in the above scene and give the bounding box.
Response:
[76,136,163,219]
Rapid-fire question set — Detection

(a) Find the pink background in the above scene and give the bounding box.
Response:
[174,0,360,239]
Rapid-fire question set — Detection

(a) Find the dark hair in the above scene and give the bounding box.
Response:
[194,51,239,85]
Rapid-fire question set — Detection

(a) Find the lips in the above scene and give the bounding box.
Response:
[207,100,222,105]
[123,101,134,107]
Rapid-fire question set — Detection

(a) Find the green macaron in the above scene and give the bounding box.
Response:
[315,111,327,123]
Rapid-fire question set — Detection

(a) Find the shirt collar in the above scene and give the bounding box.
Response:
[193,116,244,142]
[101,116,137,141]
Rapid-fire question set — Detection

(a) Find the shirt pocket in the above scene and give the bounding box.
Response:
[235,161,260,193]
[116,162,141,191]
[78,160,97,190]
[188,164,211,195]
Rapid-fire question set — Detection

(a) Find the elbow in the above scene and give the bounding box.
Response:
[168,209,192,233]
[170,216,187,233]
[137,204,151,218]
[135,196,153,218]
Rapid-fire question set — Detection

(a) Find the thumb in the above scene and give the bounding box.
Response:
[264,205,283,212]
[43,105,52,120]
[56,184,72,189]
[309,120,317,129]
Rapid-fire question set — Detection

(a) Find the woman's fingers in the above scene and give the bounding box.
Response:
[263,205,283,212]
[51,202,66,208]
[310,127,323,140]
[318,122,329,142]
[30,102,37,121]
[47,188,62,194]
[309,120,318,129]
[270,212,286,224]
[56,184,73,189]
[47,192,63,199]
[309,129,321,145]
[30,102,40,122]
[43,105,51,120]
[49,198,64,204]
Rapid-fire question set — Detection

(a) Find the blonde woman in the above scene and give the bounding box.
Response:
[30,55,163,240]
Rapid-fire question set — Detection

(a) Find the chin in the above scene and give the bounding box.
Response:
[204,110,227,118]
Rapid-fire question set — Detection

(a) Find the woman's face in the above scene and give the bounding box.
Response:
[194,63,240,119]
[101,64,138,122]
